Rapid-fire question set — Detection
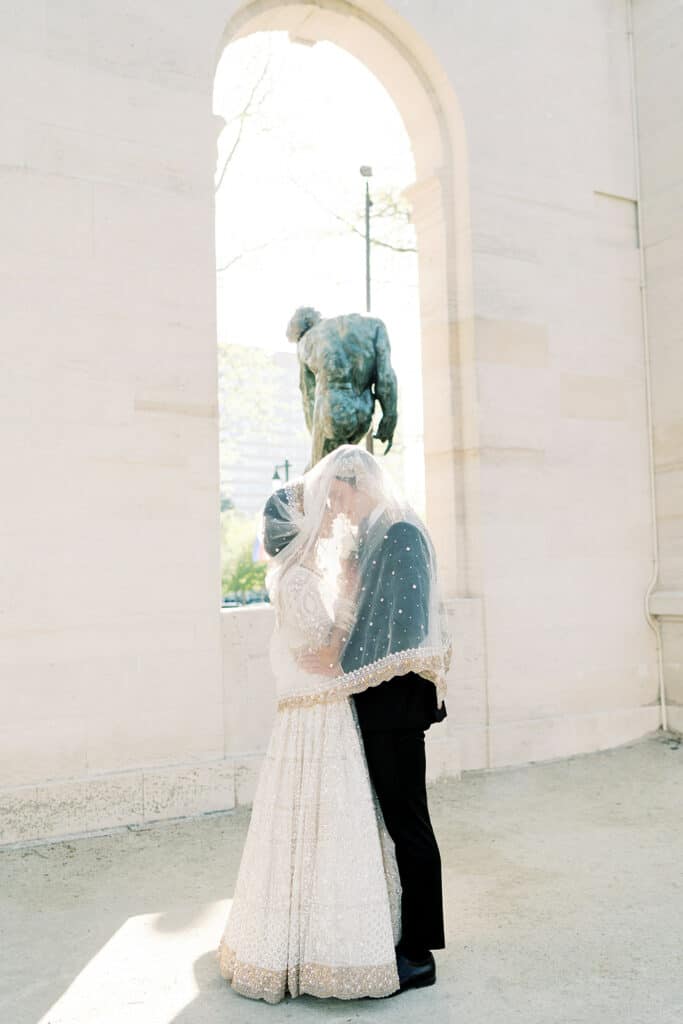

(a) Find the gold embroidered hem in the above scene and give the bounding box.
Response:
[216,698,402,1008]
[277,643,450,712]
[217,941,286,1004]
[217,939,399,1002]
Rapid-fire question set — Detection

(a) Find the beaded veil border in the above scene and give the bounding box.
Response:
[276,639,452,711]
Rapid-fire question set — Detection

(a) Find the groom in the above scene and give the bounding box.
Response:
[335,474,447,995]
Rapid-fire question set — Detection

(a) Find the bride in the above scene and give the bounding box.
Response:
[216,445,450,1003]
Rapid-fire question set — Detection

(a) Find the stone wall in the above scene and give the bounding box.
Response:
[0,0,672,845]
[632,0,683,733]
[1,3,225,843]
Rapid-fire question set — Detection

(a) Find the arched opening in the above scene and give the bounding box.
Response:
[215,0,477,601]
[214,29,425,605]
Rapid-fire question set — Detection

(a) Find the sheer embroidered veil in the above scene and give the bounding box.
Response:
[261,445,451,708]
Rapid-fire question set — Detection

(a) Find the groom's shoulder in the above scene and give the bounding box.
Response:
[385,516,421,540]
[383,518,425,548]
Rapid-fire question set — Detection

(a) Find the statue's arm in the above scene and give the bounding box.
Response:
[299,359,316,433]
[373,320,398,452]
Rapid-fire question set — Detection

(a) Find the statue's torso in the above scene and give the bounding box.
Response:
[299,314,380,393]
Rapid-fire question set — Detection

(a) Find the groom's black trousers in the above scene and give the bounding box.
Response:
[359,725,446,953]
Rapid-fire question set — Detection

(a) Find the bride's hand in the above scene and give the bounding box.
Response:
[297,644,342,676]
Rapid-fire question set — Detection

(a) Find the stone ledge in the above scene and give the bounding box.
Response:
[0,757,239,847]
[1,703,664,846]
[648,590,683,618]
[454,703,663,771]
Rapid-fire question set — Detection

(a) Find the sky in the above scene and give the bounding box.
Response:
[213,31,425,508]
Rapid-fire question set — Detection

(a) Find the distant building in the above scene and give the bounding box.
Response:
[219,345,310,516]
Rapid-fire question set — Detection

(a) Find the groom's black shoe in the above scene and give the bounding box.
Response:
[393,950,436,994]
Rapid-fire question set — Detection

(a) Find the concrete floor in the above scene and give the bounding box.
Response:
[1,733,681,1024]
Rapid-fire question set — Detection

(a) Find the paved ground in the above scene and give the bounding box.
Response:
[1,733,682,1024]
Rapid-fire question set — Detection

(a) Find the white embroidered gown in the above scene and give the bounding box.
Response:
[216,564,402,1003]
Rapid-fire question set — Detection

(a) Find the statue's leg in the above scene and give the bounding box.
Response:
[310,413,328,466]
[310,388,374,461]
[347,391,374,446]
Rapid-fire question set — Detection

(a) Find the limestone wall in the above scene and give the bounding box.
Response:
[632,0,683,732]
[1,4,226,843]
[0,0,669,844]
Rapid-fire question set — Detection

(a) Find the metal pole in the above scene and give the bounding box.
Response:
[365,187,374,451]
[360,165,374,452]
[365,179,371,313]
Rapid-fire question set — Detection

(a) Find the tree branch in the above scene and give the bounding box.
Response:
[285,174,417,253]
[216,235,295,273]
[215,57,272,193]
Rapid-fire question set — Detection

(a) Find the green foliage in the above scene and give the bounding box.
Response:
[218,342,284,436]
[223,548,268,596]
[217,343,305,508]
[220,507,267,599]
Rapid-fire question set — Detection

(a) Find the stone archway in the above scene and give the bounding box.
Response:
[216,0,480,600]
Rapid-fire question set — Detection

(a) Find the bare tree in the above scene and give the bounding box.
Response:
[285,175,416,255]
[215,42,416,274]
[215,54,272,194]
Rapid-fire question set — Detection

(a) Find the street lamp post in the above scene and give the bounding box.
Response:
[360,165,373,313]
[272,459,291,483]
[360,166,375,453]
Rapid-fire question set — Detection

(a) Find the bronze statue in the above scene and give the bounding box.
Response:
[286,307,398,467]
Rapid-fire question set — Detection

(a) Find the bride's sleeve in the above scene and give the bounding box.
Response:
[333,555,360,638]
[282,569,335,648]
[334,594,356,636]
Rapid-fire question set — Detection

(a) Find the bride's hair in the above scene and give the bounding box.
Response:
[262,446,402,568]
[317,445,392,509]
[262,482,303,557]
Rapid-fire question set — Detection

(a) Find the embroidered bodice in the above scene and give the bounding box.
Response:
[276,565,334,651]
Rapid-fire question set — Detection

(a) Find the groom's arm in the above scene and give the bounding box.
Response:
[341,521,430,672]
[378,521,430,652]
